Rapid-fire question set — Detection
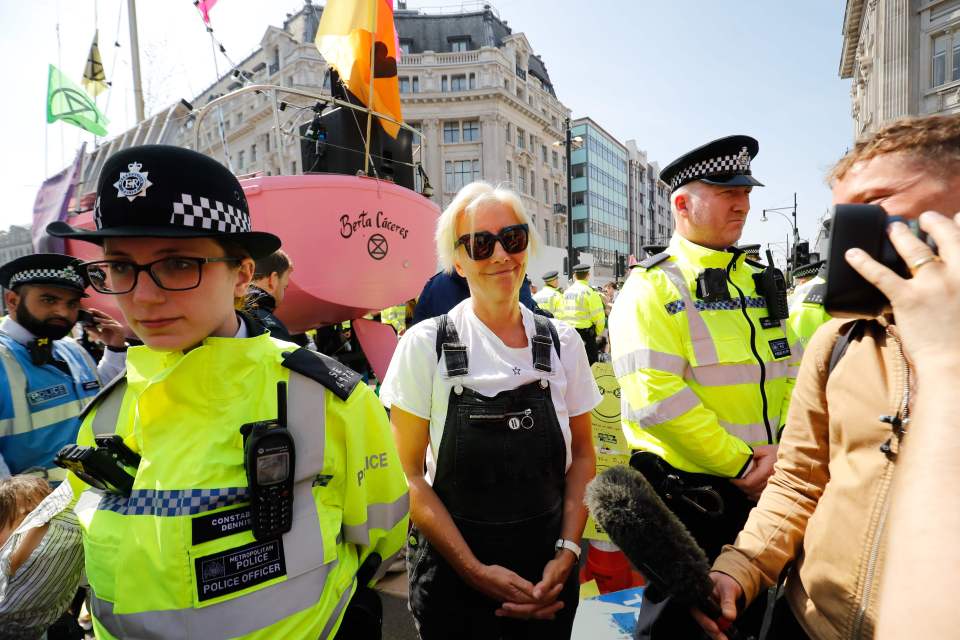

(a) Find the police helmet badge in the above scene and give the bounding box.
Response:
[113,161,152,202]
[736,147,751,172]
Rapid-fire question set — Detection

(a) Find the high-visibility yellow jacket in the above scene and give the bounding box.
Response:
[787,275,831,349]
[557,280,606,334]
[380,305,406,334]
[532,284,563,315]
[608,234,802,478]
[68,329,409,639]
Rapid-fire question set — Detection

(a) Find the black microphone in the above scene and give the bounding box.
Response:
[586,465,720,618]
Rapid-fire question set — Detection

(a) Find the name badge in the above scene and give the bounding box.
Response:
[82,380,101,391]
[28,384,69,405]
[195,538,286,602]
[192,506,252,545]
[769,338,791,359]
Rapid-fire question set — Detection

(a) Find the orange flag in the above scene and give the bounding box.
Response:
[315,0,403,138]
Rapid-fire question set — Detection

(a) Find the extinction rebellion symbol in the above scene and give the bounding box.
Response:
[368,234,388,260]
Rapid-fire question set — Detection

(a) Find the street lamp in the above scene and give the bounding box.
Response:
[554,118,583,277]
[761,192,799,270]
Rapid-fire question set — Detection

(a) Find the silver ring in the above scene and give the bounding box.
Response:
[910,255,942,272]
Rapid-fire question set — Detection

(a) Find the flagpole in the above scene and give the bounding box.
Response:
[127,0,145,122]
[363,0,379,176]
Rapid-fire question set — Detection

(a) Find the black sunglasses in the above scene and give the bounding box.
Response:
[455,224,529,261]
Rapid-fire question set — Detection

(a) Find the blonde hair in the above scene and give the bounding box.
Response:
[435,181,540,273]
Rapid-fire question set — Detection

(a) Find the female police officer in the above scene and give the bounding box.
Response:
[380,182,599,639]
[46,145,408,639]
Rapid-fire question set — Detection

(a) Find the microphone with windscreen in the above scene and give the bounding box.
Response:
[587,465,745,639]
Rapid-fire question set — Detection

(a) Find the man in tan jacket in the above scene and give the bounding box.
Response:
[695,114,960,640]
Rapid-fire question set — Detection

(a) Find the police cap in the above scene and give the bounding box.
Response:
[542,270,559,282]
[47,145,281,259]
[791,260,826,280]
[0,253,88,295]
[572,263,591,274]
[660,135,764,192]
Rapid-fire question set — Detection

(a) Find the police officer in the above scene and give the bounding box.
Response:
[245,249,294,342]
[380,304,407,335]
[608,135,801,562]
[46,145,408,639]
[0,254,127,480]
[532,270,563,315]
[556,264,605,364]
[787,260,830,349]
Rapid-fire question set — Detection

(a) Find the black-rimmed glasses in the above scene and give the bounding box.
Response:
[454,224,529,261]
[83,257,241,294]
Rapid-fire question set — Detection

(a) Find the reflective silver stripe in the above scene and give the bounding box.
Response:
[659,262,719,366]
[287,370,326,482]
[342,494,411,546]
[91,561,340,639]
[689,359,790,387]
[613,348,687,379]
[92,380,126,435]
[624,387,700,427]
[0,344,32,435]
[719,418,776,444]
[319,579,356,640]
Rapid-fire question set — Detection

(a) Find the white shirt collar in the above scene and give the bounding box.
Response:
[234,315,248,339]
[0,316,38,345]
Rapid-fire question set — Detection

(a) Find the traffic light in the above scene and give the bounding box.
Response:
[615,253,627,279]
[794,241,810,266]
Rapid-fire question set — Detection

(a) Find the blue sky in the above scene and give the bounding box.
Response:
[1,0,852,267]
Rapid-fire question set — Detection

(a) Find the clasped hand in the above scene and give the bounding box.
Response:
[468,551,575,621]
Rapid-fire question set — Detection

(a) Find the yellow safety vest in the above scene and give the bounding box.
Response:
[532,284,563,315]
[556,281,606,334]
[380,305,406,334]
[608,235,802,477]
[787,275,832,349]
[68,330,409,639]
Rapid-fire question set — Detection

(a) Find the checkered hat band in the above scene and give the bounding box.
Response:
[672,154,752,189]
[98,486,249,517]
[170,193,251,234]
[665,297,767,315]
[9,267,84,289]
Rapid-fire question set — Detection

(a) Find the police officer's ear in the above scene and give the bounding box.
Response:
[232,258,256,300]
[3,288,21,316]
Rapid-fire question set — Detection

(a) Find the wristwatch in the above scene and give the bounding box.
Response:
[554,538,581,560]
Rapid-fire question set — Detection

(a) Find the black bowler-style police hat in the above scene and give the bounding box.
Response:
[0,254,89,296]
[660,135,764,192]
[791,260,826,280]
[572,263,591,274]
[542,270,559,281]
[642,244,667,256]
[47,145,281,260]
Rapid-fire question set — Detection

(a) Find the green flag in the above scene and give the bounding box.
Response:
[46,64,109,136]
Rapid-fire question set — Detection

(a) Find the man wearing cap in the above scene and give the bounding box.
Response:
[609,136,801,563]
[787,260,830,349]
[0,254,127,480]
[556,264,605,364]
[533,269,563,315]
[41,144,407,640]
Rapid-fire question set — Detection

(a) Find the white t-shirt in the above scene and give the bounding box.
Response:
[380,299,601,481]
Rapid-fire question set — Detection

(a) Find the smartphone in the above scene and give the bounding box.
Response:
[77,309,97,327]
[823,204,933,317]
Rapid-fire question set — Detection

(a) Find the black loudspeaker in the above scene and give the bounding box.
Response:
[299,82,414,190]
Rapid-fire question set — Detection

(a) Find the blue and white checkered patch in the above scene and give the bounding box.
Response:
[171,193,250,234]
[98,487,249,517]
[664,297,767,315]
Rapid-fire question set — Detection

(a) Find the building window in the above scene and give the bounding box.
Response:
[443,121,460,143]
[250,143,257,162]
[572,191,585,206]
[469,73,477,90]
[449,37,470,52]
[399,39,413,55]
[552,150,559,169]
[412,77,419,93]
[399,76,411,93]
[519,167,528,194]
[506,160,512,182]
[554,182,560,203]
[505,122,512,143]
[544,218,551,245]
[237,150,245,169]
[573,220,586,233]
[541,144,548,164]
[291,160,297,174]
[462,120,480,142]
[934,34,948,87]
[442,75,448,92]
[445,159,480,192]
[543,178,549,204]
[571,163,585,178]
[451,74,467,91]
[516,127,525,149]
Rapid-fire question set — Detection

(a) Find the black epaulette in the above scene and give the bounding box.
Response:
[78,370,127,422]
[638,252,670,269]
[804,282,827,305]
[281,348,362,402]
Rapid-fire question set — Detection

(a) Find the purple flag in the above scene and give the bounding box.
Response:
[32,143,86,254]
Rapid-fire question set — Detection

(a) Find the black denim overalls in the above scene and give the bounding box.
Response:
[407,313,580,639]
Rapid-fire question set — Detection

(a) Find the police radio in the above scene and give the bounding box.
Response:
[754,250,790,322]
[241,381,295,541]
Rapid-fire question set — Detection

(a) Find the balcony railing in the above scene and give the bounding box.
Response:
[516,66,527,80]
[553,203,567,214]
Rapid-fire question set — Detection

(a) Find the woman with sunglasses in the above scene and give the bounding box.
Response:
[380,182,599,639]
[45,145,409,640]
